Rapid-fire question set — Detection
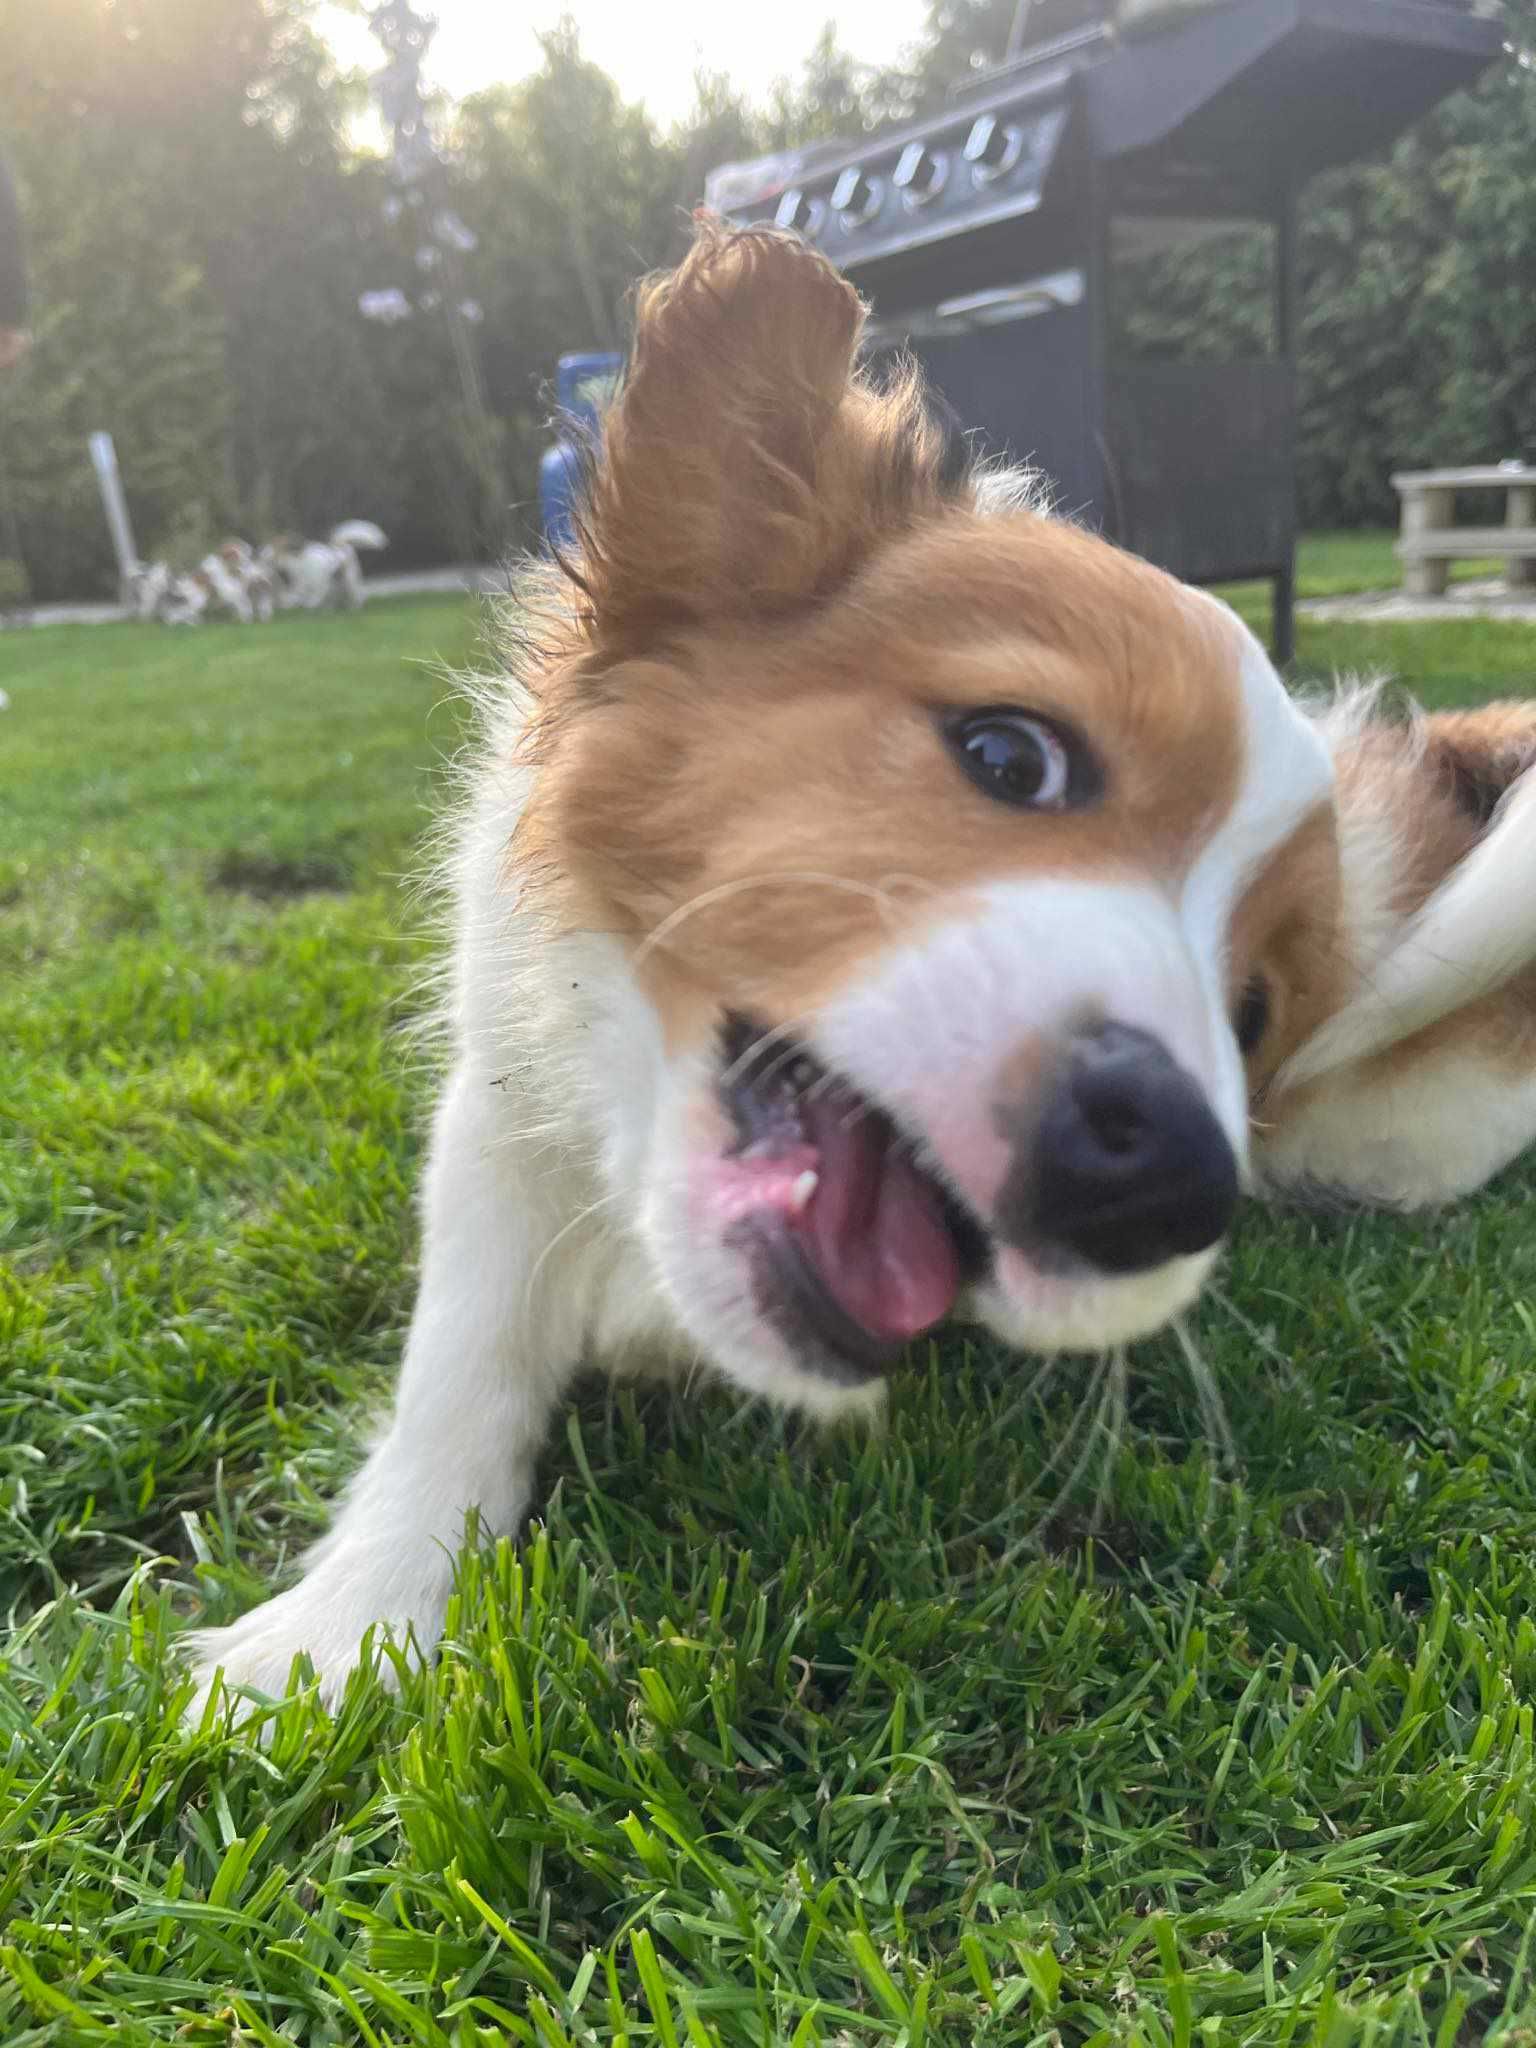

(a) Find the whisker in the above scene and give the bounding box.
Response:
[635,871,912,969]
[1089,1347,1130,1534]
[1172,1317,1239,1481]
[718,1017,815,1093]
[1172,1314,1251,1574]
[953,1350,1121,1576]
[941,1351,1082,1557]
[995,1354,1125,1571]
[522,1188,629,1312]
[1202,1284,1305,1393]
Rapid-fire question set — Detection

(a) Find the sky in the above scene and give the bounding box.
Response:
[316,0,931,127]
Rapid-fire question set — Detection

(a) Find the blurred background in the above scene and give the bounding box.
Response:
[1,0,1531,604]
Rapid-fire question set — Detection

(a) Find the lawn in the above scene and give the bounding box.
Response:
[3,560,1536,2047]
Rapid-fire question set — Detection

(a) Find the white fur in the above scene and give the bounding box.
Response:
[217,540,277,623]
[1251,681,1536,1208]
[196,551,255,625]
[1260,1046,1536,1210]
[1304,685,1415,1033]
[187,550,1340,1713]
[329,519,388,552]
[970,463,1051,520]
[810,877,1236,1349]
[126,560,174,622]
[189,757,684,1711]
[129,561,207,628]
[127,545,278,628]
[1181,609,1335,1142]
[262,521,387,612]
[1281,768,1536,1089]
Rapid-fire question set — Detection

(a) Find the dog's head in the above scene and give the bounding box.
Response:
[1257,696,1536,1211]
[520,221,1341,1411]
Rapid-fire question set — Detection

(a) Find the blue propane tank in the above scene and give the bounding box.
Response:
[538,351,622,549]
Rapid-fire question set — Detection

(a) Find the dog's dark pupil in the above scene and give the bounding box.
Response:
[966,723,1044,800]
[1234,976,1271,1056]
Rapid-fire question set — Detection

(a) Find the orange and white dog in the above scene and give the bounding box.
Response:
[189,223,1536,1708]
[259,520,388,612]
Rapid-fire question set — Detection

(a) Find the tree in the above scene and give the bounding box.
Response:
[0,0,238,595]
[450,26,687,536]
[0,0,407,598]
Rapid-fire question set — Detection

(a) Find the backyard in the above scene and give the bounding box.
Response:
[4,549,1536,2043]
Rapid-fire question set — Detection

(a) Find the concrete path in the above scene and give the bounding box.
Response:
[1300,576,1536,626]
[17,568,1536,634]
[7,564,506,631]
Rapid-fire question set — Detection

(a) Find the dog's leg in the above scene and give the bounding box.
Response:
[187,1066,591,1711]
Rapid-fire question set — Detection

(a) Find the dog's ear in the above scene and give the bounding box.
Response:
[1279,698,1536,1093]
[1425,701,1536,827]
[578,218,955,645]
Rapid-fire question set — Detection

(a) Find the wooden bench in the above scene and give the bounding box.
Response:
[1393,464,1536,597]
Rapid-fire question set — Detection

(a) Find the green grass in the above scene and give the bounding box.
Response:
[1215,530,1502,623]
[4,562,1536,2046]
[1296,531,1500,600]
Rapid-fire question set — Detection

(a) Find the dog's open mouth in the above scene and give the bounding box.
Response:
[718,1012,992,1380]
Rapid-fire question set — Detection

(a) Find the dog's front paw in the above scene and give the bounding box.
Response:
[183,1560,451,1725]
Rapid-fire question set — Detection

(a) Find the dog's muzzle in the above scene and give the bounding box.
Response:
[994,1022,1239,1274]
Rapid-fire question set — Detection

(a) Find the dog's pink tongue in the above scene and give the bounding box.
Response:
[799,1100,960,1342]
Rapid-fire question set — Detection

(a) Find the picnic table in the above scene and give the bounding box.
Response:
[1393,464,1536,597]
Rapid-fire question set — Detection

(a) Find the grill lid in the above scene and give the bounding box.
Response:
[708,0,1504,267]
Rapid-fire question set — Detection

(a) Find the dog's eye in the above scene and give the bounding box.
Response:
[1233,975,1271,1056]
[944,708,1097,812]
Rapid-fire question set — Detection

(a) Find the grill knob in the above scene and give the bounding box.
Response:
[774,187,818,235]
[964,115,1023,179]
[893,142,946,202]
[831,166,882,225]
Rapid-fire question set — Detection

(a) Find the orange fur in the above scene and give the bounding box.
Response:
[1229,803,1345,1096]
[1367,965,1536,1084]
[512,222,1257,1054]
[575,218,957,648]
[524,519,1248,1047]
[1262,698,1536,1194]
[1373,699,1536,1086]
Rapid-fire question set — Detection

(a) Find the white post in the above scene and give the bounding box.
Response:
[87,432,140,596]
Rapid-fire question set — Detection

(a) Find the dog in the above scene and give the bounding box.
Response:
[125,543,276,627]
[1257,691,1536,1207]
[259,520,387,612]
[212,539,277,623]
[191,545,260,625]
[125,559,194,626]
[188,221,1536,1712]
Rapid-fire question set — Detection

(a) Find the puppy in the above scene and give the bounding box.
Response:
[192,547,257,625]
[260,520,387,612]
[125,559,201,627]
[1258,693,1536,1208]
[213,539,277,623]
[127,547,269,628]
[187,222,1534,1710]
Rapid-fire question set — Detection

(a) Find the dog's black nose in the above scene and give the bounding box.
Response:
[1018,1024,1239,1274]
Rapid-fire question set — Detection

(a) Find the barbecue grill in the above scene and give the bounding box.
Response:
[707,0,1505,659]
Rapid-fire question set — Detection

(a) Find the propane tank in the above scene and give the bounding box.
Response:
[538,351,622,549]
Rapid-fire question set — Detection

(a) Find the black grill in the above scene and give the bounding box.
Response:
[707,0,1503,660]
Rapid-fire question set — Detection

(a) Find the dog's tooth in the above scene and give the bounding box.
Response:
[789,1170,819,1214]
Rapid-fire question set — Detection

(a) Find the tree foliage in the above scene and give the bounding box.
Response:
[0,0,397,598]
